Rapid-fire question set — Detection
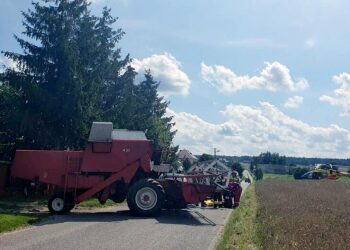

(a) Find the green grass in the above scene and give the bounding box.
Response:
[216,185,261,250]
[77,198,116,208]
[0,196,117,210]
[0,213,46,233]
[0,196,48,206]
[338,176,350,182]
[263,173,294,181]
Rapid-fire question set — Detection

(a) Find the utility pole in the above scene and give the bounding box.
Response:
[214,148,220,160]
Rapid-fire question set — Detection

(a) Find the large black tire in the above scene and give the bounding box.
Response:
[64,192,75,212]
[111,193,126,203]
[127,179,165,216]
[223,191,233,208]
[48,193,75,214]
[223,198,233,208]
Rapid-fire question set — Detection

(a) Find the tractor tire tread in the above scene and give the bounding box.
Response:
[127,178,165,216]
[48,193,75,214]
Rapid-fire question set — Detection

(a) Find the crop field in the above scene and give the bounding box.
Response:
[255,180,350,250]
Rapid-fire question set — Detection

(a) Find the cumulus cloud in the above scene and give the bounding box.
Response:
[284,96,304,109]
[320,73,350,116]
[168,102,350,158]
[131,53,191,96]
[200,61,309,93]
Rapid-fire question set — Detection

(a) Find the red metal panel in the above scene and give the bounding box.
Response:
[159,180,216,205]
[11,137,154,204]
[178,182,216,204]
[80,140,152,173]
[64,175,104,189]
[76,161,140,203]
[91,142,112,153]
[12,150,81,186]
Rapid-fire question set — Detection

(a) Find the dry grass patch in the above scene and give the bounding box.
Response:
[256,180,350,250]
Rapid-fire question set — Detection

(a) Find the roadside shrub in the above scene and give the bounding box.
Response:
[229,162,244,177]
[254,168,264,180]
[293,167,309,179]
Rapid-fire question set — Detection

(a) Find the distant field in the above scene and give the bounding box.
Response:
[263,173,294,181]
[256,180,350,249]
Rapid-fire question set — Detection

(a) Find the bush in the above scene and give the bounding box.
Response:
[198,153,214,162]
[229,162,244,177]
[255,168,264,180]
[182,158,192,171]
[293,167,309,179]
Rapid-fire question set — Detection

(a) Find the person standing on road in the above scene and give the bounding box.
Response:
[228,171,243,208]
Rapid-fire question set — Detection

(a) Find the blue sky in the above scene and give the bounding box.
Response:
[1,0,350,157]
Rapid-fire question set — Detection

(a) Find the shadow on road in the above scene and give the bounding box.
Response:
[31,207,218,228]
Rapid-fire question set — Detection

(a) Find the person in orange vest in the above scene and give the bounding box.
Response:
[227,171,243,208]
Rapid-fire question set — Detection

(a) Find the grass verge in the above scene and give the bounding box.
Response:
[77,198,116,208]
[0,213,46,233]
[0,196,117,210]
[216,185,260,250]
[338,176,350,182]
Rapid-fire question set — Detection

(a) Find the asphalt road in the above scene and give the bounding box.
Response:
[0,172,251,250]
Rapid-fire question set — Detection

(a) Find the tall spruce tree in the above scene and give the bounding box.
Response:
[0,0,130,155]
[0,0,177,163]
[136,71,178,164]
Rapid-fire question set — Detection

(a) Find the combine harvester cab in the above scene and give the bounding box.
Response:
[11,122,216,216]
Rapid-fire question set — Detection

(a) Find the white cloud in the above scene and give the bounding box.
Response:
[0,57,18,72]
[168,102,350,158]
[304,39,316,48]
[201,61,309,93]
[131,53,191,96]
[284,96,304,109]
[320,73,350,116]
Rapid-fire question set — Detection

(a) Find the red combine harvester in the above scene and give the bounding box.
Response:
[11,122,216,215]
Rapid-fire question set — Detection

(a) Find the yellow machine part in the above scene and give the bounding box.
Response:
[203,199,214,207]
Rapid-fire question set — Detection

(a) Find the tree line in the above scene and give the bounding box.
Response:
[0,0,177,163]
[252,152,287,165]
[223,154,350,166]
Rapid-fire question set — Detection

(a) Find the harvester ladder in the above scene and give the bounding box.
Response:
[64,155,81,201]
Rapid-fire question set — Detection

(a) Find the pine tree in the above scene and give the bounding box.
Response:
[0,0,129,155]
[0,84,23,160]
[0,0,177,162]
[136,71,177,164]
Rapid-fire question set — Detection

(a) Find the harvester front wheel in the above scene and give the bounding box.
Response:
[127,179,165,216]
[48,193,74,214]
